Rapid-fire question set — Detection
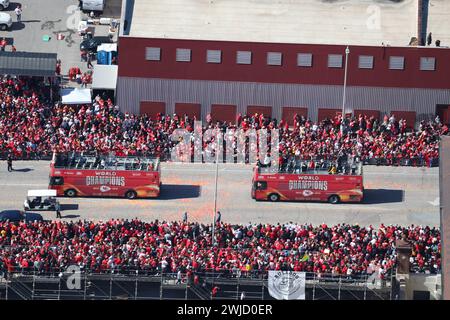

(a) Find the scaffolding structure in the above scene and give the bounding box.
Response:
[0,270,396,301]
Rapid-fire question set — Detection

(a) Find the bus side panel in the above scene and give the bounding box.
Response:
[50,170,160,198]
[253,173,363,203]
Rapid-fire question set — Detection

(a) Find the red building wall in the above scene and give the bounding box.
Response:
[119,37,450,90]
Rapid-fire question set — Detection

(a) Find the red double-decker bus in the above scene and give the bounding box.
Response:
[251,159,363,204]
[49,153,161,199]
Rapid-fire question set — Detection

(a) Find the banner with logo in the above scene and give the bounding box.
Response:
[268,271,306,300]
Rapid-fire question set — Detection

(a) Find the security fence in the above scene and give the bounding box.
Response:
[0,151,439,167]
[0,268,396,300]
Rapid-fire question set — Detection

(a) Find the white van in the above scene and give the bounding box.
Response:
[82,0,105,12]
[0,0,10,11]
[0,12,12,31]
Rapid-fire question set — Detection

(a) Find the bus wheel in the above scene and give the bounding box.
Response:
[328,195,340,204]
[125,190,137,199]
[65,189,77,197]
[268,193,280,202]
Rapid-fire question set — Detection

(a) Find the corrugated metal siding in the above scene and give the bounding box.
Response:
[117,77,450,127]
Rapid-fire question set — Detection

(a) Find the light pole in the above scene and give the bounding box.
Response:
[211,130,220,246]
[341,46,350,133]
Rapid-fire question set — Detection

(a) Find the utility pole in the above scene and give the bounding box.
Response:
[211,129,220,246]
[341,46,350,133]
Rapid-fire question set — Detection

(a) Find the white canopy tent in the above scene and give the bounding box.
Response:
[27,190,57,197]
[92,65,118,90]
[97,43,118,53]
[60,88,92,105]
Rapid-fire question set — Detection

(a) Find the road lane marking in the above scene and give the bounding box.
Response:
[0,183,47,186]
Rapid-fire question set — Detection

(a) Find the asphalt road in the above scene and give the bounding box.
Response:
[0,161,440,227]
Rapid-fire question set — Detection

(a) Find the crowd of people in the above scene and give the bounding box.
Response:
[0,75,448,165]
[0,219,441,277]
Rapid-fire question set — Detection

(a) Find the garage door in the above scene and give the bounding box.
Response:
[282,107,308,126]
[175,103,201,120]
[211,104,237,124]
[354,109,381,120]
[317,108,341,122]
[247,105,272,118]
[390,111,416,129]
[139,101,166,118]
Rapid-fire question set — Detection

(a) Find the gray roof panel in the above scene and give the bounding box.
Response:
[0,51,57,77]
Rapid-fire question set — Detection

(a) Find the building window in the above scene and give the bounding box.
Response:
[389,56,405,70]
[236,51,252,64]
[297,53,312,67]
[328,54,343,68]
[207,50,222,63]
[420,57,436,71]
[267,52,282,66]
[358,55,374,69]
[145,47,161,61]
[176,48,191,62]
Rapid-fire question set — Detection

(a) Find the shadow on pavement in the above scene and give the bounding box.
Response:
[12,168,33,172]
[62,214,80,219]
[9,22,25,31]
[363,189,404,204]
[21,20,41,23]
[158,184,201,200]
[61,204,79,211]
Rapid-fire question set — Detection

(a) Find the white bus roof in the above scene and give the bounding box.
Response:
[27,190,57,197]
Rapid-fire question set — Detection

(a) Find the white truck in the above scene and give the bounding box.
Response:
[0,0,10,11]
[82,0,105,13]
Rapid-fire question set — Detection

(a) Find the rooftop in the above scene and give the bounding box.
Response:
[123,0,429,46]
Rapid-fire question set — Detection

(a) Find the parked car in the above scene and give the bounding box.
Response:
[0,0,9,11]
[24,190,59,211]
[0,12,12,31]
[80,36,112,53]
[0,210,43,222]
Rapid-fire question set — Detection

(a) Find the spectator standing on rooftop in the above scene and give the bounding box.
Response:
[427,32,432,46]
[15,5,22,23]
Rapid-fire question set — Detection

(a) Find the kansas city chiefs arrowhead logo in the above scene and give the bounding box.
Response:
[302,190,313,197]
[100,186,111,192]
